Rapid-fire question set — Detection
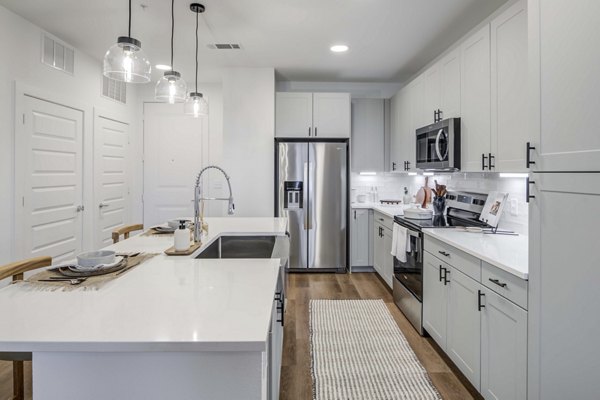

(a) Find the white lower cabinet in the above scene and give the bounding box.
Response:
[268,272,284,400]
[481,287,527,400]
[423,252,448,348]
[423,236,528,399]
[351,209,372,268]
[447,267,482,390]
[373,213,393,289]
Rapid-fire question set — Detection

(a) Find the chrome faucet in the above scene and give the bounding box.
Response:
[193,165,235,242]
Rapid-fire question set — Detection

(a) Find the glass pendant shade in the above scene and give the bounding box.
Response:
[103,37,151,83]
[155,71,187,104]
[184,92,208,117]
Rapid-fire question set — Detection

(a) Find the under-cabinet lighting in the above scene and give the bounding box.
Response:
[408,172,418,176]
[499,173,528,178]
[423,172,434,176]
[359,171,377,176]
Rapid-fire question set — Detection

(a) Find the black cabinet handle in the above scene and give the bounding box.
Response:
[481,153,488,170]
[314,127,318,137]
[275,291,284,326]
[392,162,397,171]
[443,268,450,285]
[526,142,536,168]
[308,127,311,136]
[488,278,507,288]
[353,210,356,219]
[438,251,450,257]
[439,265,443,282]
[478,290,486,311]
[526,177,536,203]
[405,161,411,171]
[488,153,495,169]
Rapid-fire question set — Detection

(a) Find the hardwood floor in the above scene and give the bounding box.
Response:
[280,272,482,400]
[0,272,480,400]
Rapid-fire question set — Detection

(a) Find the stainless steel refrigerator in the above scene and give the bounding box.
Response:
[275,140,348,271]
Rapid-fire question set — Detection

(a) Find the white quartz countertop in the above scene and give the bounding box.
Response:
[351,202,410,218]
[0,217,288,353]
[423,228,528,279]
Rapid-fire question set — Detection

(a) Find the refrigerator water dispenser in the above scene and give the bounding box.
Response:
[284,181,303,209]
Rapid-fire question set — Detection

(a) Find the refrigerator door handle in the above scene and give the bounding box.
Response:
[303,161,310,230]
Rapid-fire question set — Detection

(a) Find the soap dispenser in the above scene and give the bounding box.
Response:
[174,220,191,251]
[403,187,412,205]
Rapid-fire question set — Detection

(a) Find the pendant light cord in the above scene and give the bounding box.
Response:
[195,10,199,93]
[170,0,175,69]
[128,0,132,37]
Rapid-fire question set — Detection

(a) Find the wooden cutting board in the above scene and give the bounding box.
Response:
[164,241,202,256]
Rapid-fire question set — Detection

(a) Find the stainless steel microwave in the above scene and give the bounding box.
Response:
[415,118,461,171]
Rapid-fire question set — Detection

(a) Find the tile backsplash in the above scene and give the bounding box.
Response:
[352,172,529,235]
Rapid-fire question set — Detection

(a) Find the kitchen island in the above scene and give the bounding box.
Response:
[0,217,288,400]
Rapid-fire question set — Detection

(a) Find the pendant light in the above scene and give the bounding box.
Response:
[185,3,209,117]
[155,0,187,103]
[103,0,151,83]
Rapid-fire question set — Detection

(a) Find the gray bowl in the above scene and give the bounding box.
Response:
[77,250,116,268]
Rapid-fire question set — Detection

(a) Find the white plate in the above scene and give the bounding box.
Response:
[68,256,124,272]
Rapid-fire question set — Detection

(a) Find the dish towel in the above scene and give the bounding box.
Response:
[391,224,409,263]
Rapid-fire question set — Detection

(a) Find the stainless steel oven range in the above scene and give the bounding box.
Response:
[392,191,488,335]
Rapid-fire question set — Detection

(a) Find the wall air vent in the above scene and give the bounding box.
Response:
[41,33,75,74]
[207,43,241,50]
[102,75,127,104]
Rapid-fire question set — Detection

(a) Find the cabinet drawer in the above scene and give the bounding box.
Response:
[482,261,528,310]
[373,211,393,231]
[425,236,481,281]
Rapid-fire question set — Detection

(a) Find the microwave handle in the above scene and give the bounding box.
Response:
[435,129,447,161]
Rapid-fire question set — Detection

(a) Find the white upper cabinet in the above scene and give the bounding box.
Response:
[390,87,414,172]
[529,0,600,172]
[440,48,461,119]
[275,92,313,138]
[351,99,384,172]
[461,25,492,172]
[491,0,529,172]
[275,92,350,138]
[312,93,351,138]
[423,64,441,124]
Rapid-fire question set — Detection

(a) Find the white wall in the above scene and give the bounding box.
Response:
[222,68,275,217]
[0,5,141,265]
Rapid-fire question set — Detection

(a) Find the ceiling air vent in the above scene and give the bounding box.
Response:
[102,75,127,104]
[207,43,241,50]
[41,33,74,74]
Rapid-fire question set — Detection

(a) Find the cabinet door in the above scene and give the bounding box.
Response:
[440,48,461,119]
[529,0,600,171]
[410,76,428,133]
[313,93,351,138]
[423,64,441,124]
[423,252,448,349]
[389,92,401,172]
[351,99,384,172]
[461,25,491,171]
[491,0,529,172]
[528,173,600,400]
[373,222,384,276]
[481,288,527,400]
[351,209,371,267]
[275,92,313,138]
[382,228,394,288]
[447,266,482,390]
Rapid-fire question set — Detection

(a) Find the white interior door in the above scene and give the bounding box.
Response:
[16,95,84,263]
[94,113,130,248]
[143,103,205,227]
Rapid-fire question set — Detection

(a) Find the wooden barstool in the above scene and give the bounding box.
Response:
[0,256,52,400]
[112,224,144,244]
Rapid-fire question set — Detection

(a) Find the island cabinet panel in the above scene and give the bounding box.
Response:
[446,266,482,391]
[481,287,527,400]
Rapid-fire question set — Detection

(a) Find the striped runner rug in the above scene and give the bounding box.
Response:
[310,299,442,400]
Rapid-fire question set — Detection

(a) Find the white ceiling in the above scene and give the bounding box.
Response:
[0,0,508,83]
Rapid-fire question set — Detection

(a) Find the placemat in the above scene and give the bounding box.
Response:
[19,253,159,292]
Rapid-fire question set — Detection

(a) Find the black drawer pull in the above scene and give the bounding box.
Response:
[443,268,450,285]
[439,265,443,282]
[438,251,450,257]
[488,278,507,288]
[478,290,486,311]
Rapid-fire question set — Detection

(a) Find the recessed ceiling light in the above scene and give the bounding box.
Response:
[330,45,349,53]
[155,64,172,71]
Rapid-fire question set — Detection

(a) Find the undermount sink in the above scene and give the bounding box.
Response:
[196,236,279,259]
